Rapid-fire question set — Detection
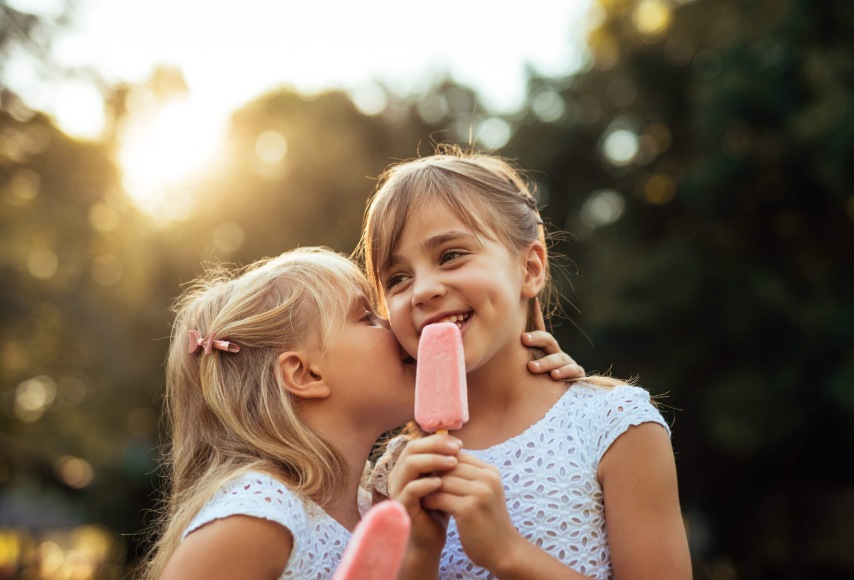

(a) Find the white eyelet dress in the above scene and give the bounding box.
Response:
[181,472,354,579]
[371,383,670,580]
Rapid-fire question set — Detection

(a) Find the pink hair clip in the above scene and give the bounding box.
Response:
[188,330,240,354]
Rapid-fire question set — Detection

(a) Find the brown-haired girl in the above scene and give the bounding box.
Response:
[361,147,692,579]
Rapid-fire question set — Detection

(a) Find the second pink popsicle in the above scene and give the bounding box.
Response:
[332,500,411,580]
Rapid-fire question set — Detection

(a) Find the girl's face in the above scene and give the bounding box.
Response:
[315,293,416,432]
[380,199,536,373]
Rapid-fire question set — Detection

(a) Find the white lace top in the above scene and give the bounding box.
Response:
[372,383,669,580]
[182,472,354,579]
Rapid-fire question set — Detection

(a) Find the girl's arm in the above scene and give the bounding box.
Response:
[599,423,692,579]
[387,434,463,580]
[160,515,292,580]
[422,453,592,580]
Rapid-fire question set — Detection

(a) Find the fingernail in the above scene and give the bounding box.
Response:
[525,333,533,341]
[532,361,541,369]
[552,368,561,376]
[444,455,457,464]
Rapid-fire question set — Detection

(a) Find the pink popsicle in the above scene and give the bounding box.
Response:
[415,322,468,434]
[332,500,411,580]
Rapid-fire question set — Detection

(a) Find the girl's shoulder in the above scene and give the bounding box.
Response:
[566,381,666,421]
[566,381,671,461]
[182,471,309,541]
[567,381,657,406]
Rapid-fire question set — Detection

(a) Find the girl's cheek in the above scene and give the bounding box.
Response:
[388,320,418,358]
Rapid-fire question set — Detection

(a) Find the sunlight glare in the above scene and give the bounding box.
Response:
[119,97,226,220]
[53,81,107,140]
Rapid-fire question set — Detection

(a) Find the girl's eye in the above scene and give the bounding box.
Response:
[440,250,464,264]
[361,310,379,325]
[385,273,407,290]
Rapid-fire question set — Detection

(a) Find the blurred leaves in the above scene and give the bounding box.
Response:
[0,0,853,578]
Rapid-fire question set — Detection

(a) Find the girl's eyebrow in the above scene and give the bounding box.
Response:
[422,230,476,250]
[386,230,475,272]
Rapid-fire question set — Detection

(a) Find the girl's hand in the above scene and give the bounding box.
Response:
[526,297,585,381]
[387,435,462,564]
[421,452,525,572]
[522,331,585,381]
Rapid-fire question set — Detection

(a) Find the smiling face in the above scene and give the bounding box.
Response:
[380,199,539,374]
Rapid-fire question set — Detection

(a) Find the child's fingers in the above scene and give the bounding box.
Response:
[523,331,585,380]
[528,354,585,380]
[394,477,450,555]
[395,476,443,510]
[431,463,502,498]
[387,436,461,498]
[421,455,503,510]
[453,451,493,469]
[398,434,462,456]
[522,330,562,354]
[388,454,458,494]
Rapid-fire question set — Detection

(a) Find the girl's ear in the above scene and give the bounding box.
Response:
[521,241,547,299]
[278,351,331,400]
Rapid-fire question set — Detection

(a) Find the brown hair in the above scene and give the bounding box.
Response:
[358,144,552,330]
[357,145,625,388]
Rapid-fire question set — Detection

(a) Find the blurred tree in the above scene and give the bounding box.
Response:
[506,0,854,577]
[0,4,173,573]
[2,0,852,578]
[162,82,471,266]
[0,103,172,564]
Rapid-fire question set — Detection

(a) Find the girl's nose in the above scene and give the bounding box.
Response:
[411,272,445,307]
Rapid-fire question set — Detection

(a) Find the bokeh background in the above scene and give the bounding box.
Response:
[1,0,853,578]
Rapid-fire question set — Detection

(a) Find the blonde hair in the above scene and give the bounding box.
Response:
[358,145,624,388]
[140,247,371,580]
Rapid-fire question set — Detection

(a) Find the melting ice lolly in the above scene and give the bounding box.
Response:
[332,500,411,580]
[415,322,469,434]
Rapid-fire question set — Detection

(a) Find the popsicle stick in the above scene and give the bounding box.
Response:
[436,429,449,435]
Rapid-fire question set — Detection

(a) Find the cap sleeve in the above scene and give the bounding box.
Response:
[593,386,670,467]
[182,472,307,542]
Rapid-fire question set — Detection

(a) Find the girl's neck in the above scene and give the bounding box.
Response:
[302,408,379,531]
[457,339,567,450]
[321,455,365,531]
[309,420,378,531]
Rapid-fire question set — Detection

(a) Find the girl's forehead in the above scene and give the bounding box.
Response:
[396,197,495,247]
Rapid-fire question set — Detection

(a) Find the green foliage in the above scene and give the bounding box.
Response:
[0,0,852,578]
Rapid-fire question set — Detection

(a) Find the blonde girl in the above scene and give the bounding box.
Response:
[141,247,581,580]
[360,147,692,579]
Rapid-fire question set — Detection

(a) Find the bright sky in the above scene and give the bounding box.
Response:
[12,0,593,131]
[7,0,595,218]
